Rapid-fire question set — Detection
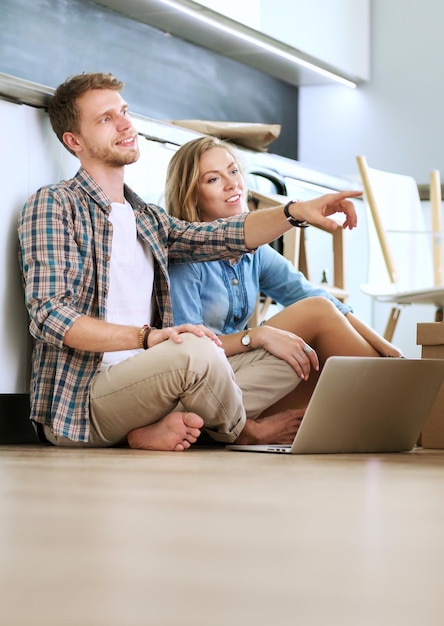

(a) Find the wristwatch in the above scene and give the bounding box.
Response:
[284,200,309,228]
[241,328,253,350]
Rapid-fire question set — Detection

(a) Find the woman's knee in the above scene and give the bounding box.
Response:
[288,296,340,321]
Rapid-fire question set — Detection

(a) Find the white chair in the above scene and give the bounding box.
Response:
[248,190,348,325]
[356,155,444,342]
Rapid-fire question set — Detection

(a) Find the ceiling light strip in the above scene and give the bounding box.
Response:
[157,0,357,88]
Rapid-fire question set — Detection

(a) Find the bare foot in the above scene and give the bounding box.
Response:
[235,409,305,445]
[127,411,204,451]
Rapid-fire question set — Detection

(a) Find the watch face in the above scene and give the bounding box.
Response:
[241,333,251,346]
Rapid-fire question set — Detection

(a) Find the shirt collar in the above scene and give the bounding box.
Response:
[74,167,146,215]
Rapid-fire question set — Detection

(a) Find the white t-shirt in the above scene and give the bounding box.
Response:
[101,200,155,370]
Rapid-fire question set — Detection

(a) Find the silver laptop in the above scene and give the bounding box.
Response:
[226,356,444,454]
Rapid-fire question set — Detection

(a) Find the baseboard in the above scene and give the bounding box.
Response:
[0,394,39,444]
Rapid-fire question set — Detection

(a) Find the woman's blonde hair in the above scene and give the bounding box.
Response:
[165,136,247,221]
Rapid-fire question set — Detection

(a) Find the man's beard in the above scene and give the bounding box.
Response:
[85,142,140,167]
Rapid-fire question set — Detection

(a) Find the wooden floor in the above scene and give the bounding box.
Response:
[1,444,444,626]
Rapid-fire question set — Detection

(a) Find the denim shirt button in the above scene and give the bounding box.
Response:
[232,278,239,285]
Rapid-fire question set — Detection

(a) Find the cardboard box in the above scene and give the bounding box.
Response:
[416,322,444,448]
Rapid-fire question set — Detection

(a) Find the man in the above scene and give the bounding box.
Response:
[18,72,360,451]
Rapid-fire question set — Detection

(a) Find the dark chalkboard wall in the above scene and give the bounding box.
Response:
[0,0,298,159]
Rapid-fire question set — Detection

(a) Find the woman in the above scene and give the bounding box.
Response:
[166,136,402,411]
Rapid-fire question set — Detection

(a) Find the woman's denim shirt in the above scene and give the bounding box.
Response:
[169,244,352,334]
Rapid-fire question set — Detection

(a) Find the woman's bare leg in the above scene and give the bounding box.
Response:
[264,297,379,365]
[260,297,379,418]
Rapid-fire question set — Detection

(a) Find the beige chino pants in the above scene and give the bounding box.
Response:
[45,333,299,447]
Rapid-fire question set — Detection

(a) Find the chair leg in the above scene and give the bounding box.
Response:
[250,295,273,326]
[384,307,401,342]
[259,296,273,323]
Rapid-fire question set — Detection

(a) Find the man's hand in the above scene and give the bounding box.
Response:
[148,324,223,348]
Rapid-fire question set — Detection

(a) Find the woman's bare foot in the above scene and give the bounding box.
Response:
[235,409,305,445]
[127,411,204,451]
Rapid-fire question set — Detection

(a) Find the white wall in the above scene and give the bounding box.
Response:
[299,0,444,181]
[261,0,370,81]
[1,100,78,393]
[299,0,444,357]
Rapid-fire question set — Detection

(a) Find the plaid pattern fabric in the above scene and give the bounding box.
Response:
[18,168,249,442]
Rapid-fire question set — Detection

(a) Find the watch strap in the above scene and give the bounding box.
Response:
[284,200,309,228]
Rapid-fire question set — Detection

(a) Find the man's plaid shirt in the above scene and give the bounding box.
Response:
[18,168,250,442]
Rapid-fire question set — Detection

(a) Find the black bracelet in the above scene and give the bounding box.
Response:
[142,325,154,350]
[284,200,309,228]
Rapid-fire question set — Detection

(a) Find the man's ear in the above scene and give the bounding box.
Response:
[62,131,82,155]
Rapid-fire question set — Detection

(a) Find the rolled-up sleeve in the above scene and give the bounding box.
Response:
[167,213,252,263]
[18,186,94,348]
